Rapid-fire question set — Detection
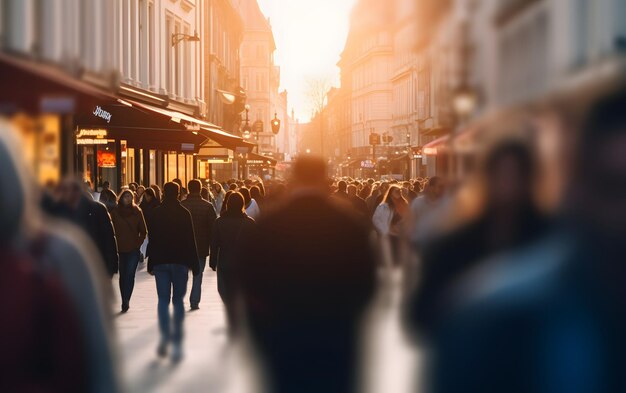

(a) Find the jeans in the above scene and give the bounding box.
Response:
[119,250,140,307]
[189,256,207,307]
[154,264,189,344]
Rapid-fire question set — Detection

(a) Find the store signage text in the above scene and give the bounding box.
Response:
[93,106,112,123]
[185,123,201,131]
[76,129,109,145]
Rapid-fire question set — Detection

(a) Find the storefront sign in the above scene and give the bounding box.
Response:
[76,128,109,145]
[97,150,116,168]
[93,106,112,123]
[181,143,195,151]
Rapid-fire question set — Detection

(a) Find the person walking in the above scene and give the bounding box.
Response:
[111,190,147,313]
[239,157,376,393]
[373,184,410,266]
[209,192,256,332]
[239,187,260,220]
[147,182,199,362]
[181,179,217,310]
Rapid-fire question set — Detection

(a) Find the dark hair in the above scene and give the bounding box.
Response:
[337,180,347,192]
[117,189,135,207]
[221,190,235,215]
[163,182,180,200]
[142,187,156,201]
[150,185,162,202]
[225,192,246,216]
[239,187,252,207]
[292,156,327,185]
[484,141,535,181]
[257,182,266,196]
[173,178,183,188]
[100,189,117,204]
[188,179,202,194]
[382,184,406,208]
[102,180,110,188]
[229,183,238,191]
[250,186,262,201]
[200,187,209,201]
[428,176,441,189]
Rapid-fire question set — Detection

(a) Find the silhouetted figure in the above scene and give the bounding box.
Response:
[408,140,549,338]
[181,179,217,310]
[239,156,377,393]
[427,89,626,393]
[54,177,119,277]
[147,182,199,362]
[209,192,256,331]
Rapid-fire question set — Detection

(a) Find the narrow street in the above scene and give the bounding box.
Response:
[112,263,420,393]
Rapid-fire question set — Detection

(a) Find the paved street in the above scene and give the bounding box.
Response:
[112,262,420,393]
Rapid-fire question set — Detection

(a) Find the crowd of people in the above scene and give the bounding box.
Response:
[2,88,626,392]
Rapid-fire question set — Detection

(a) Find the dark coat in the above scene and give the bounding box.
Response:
[408,207,550,337]
[147,198,200,275]
[209,213,256,302]
[239,193,377,393]
[55,195,119,276]
[181,194,217,257]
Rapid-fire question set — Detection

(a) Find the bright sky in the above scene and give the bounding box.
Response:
[257,0,357,122]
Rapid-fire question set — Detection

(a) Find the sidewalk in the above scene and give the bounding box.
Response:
[111,264,419,393]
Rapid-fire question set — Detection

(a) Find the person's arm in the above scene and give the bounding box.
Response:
[99,205,119,276]
[209,220,220,271]
[185,211,200,276]
[137,209,147,248]
[372,204,390,235]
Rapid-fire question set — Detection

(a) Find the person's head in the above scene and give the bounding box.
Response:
[172,178,183,189]
[102,180,110,191]
[425,176,444,200]
[383,184,406,207]
[229,183,238,191]
[213,182,223,194]
[571,89,626,240]
[359,184,372,199]
[239,187,252,206]
[200,187,209,201]
[150,185,161,202]
[483,140,536,211]
[179,187,189,200]
[221,190,235,214]
[59,177,85,208]
[250,186,262,201]
[347,184,357,197]
[163,182,180,201]
[142,187,156,203]
[402,181,411,190]
[118,189,135,208]
[188,179,202,195]
[257,182,266,196]
[337,180,348,193]
[225,192,246,216]
[128,182,138,192]
[136,185,145,197]
[290,156,329,192]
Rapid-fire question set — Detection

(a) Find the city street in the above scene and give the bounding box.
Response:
[112,263,420,393]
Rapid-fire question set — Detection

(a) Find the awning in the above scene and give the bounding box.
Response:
[423,135,450,156]
[75,97,253,152]
[216,89,236,105]
[246,152,277,167]
[0,52,114,114]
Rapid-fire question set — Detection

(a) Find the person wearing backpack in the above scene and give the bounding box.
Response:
[111,190,147,313]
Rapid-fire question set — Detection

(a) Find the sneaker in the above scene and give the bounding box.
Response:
[171,343,183,363]
[190,304,200,311]
[157,340,168,358]
[121,303,129,313]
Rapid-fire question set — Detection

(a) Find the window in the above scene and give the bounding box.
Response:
[165,15,172,92]
[148,1,155,87]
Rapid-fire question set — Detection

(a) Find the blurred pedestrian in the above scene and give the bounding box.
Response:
[239,156,376,393]
[212,182,226,214]
[408,140,549,338]
[209,192,256,332]
[181,179,217,310]
[147,182,199,362]
[373,184,410,266]
[239,187,260,220]
[111,190,147,313]
[98,188,118,213]
[54,177,119,277]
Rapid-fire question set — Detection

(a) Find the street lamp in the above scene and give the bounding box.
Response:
[171,30,200,47]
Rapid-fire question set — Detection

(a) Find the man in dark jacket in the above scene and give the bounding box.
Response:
[56,177,119,277]
[147,182,200,362]
[240,156,377,393]
[181,179,217,310]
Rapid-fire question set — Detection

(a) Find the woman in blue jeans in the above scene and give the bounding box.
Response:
[111,190,147,313]
[146,182,199,362]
